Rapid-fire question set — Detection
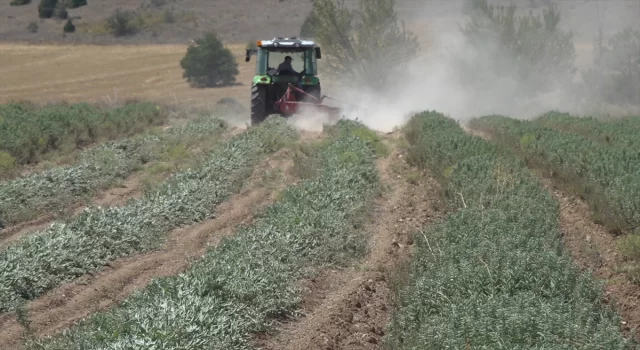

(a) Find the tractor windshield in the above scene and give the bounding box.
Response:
[256,48,316,76]
[268,51,305,73]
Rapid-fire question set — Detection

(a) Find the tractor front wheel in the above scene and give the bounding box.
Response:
[251,83,268,126]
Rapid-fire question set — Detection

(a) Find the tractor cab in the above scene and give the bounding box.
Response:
[246,37,322,87]
[246,37,334,125]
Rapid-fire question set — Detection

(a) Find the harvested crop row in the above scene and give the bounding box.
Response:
[384,111,636,349]
[0,117,298,314]
[534,111,640,149]
[26,119,380,350]
[0,102,168,170]
[0,115,228,228]
[470,115,640,235]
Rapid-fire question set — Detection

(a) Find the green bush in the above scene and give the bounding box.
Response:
[10,0,31,5]
[106,9,139,37]
[67,0,87,9]
[63,19,75,33]
[180,31,239,88]
[27,21,38,33]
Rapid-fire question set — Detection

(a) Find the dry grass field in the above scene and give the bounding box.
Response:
[0,43,255,115]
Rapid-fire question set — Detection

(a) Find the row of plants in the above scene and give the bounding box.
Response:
[470,115,640,236]
[0,115,229,228]
[534,111,640,149]
[0,101,168,170]
[384,111,636,349]
[24,119,381,349]
[0,117,298,314]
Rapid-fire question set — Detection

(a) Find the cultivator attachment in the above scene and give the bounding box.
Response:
[274,83,342,120]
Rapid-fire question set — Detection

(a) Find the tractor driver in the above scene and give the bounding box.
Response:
[276,56,301,76]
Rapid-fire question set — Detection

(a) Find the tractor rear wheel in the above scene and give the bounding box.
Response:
[251,83,268,126]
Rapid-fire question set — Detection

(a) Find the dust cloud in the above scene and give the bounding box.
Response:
[320,0,640,133]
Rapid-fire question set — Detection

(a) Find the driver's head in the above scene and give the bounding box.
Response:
[284,56,293,62]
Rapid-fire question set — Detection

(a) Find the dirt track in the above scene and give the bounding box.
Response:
[255,140,444,350]
[0,147,297,349]
[543,178,640,341]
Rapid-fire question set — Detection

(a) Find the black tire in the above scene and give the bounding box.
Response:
[251,83,268,126]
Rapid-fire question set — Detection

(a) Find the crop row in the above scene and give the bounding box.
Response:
[26,119,381,349]
[0,101,169,168]
[0,117,298,313]
[0,115,229,228]
[534,111,640,149]
[471,115,640,235]
[384,111,636,349]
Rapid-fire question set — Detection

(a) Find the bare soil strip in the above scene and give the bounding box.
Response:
[463,122,640,341]
[256,144,444,350]
[541,177,640,340]
[0,148,297,350]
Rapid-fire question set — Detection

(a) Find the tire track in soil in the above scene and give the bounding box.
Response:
[541,178,640,341]
[0,147,298,350]
[255,144,444,350]
[463,122,640,341]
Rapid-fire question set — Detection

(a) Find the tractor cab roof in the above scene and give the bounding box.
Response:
[246,37,321,62]
[256,37,318,50]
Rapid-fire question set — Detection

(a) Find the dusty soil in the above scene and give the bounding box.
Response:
[0,147,297,350]
[255,139,444,350]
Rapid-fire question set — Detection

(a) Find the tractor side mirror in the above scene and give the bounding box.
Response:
[245,49,251,62]
[315,47,322,59]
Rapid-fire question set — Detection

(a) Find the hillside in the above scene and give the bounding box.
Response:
[1,0,638,45]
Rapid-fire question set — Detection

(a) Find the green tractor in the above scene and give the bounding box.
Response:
[245,37,340,125]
